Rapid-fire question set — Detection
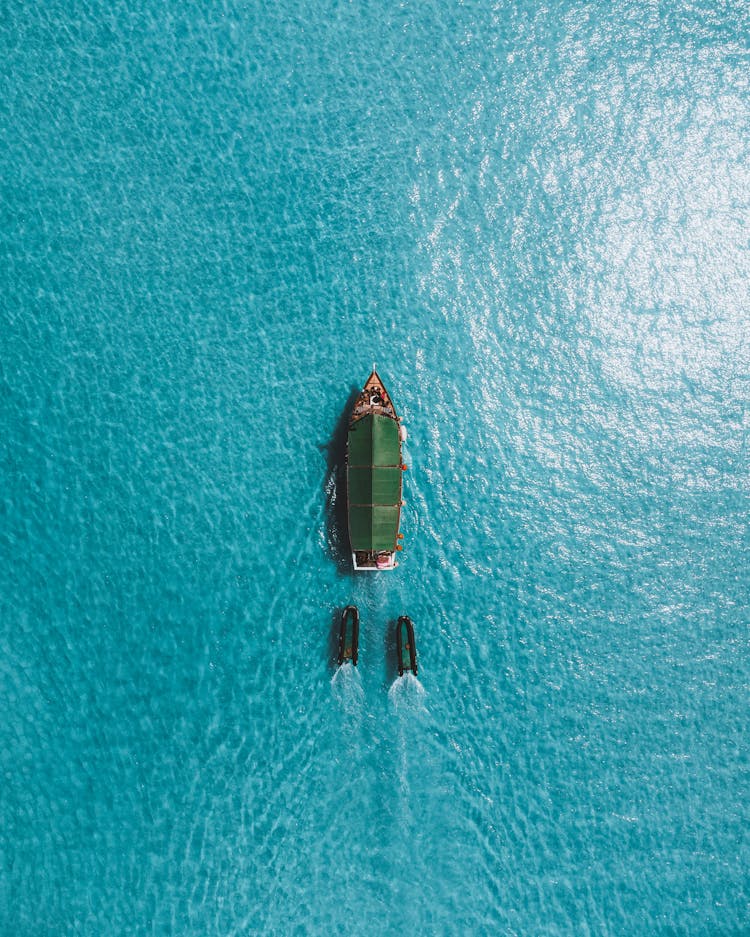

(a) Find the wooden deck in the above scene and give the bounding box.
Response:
[349,370,397,424]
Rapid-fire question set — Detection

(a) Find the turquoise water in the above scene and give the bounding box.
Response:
[2,0,749,933]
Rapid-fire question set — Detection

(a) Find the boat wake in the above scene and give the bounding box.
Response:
[331,662,364,715]
[388,672,427,713]
[389,673,428,796]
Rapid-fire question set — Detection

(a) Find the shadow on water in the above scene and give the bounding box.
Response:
[328,607,342,672]
[322,385,360,575]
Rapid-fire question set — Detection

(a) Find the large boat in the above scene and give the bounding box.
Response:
[346,369,406,571]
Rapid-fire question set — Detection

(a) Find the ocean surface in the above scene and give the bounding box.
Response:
[2,1,749,934]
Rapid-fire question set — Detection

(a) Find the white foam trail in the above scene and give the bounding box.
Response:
[388,674,428,797]
[331,662,364,716]
[388,672,427,712]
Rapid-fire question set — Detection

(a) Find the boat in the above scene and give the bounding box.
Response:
[337,605,360,666]
[396,615,418,676]
[346,369,406,571]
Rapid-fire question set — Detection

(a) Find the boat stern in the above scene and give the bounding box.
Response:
[352,550,398,571]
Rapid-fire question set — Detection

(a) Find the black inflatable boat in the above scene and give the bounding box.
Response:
[396,615,417,676]
[337,605,360,666]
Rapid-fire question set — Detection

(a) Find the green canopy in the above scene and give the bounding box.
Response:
[348,505,401,550]
[347,466,401,505]
[347,415,401,552]
[347,414,401,466]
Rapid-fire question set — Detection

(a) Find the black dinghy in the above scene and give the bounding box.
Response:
[396,615,417,676]
[338,605,360,666]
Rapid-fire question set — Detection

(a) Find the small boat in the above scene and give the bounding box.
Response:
[396,615,417,676]
[346,368,405,571]
[337,605,360,666]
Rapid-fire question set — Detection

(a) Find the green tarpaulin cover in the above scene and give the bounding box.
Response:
[347,466,401,505]
[347,414,400,466]
[348,505,401,550]
[347,415,401,552]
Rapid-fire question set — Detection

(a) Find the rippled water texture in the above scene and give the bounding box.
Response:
[2,0,749,933]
